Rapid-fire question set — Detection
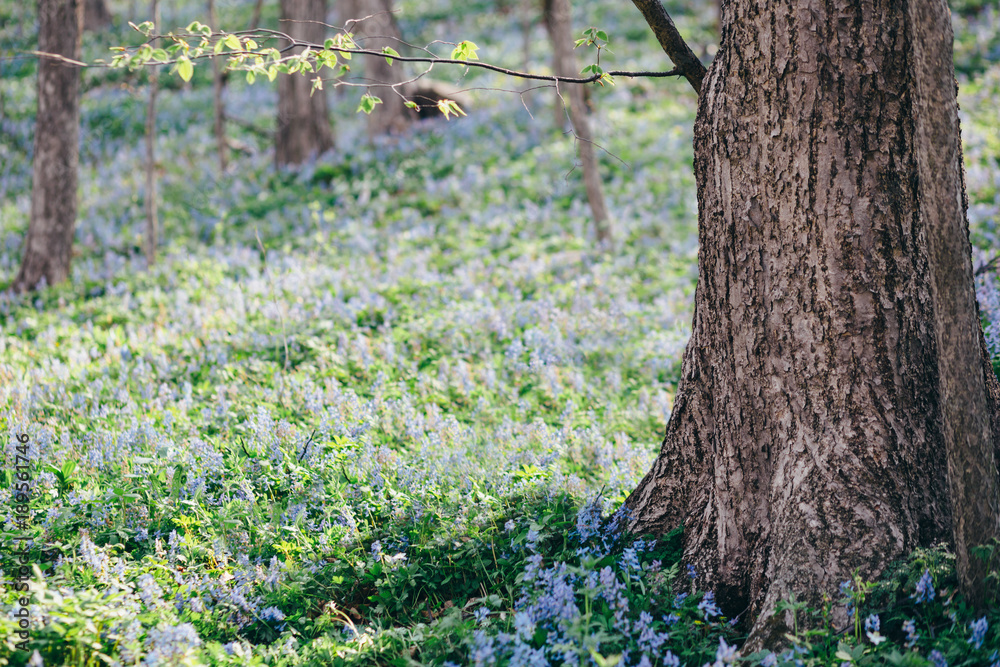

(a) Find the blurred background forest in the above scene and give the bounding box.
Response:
[1,0,1000,665]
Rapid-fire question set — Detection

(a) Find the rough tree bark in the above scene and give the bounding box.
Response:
[13,0,83,293]
[542,0,612,245]
[622,0,1000,649]
[276,0,335,167]
[343,0,411,137]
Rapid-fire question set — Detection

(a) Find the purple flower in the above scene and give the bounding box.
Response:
[914,569,935,604]
[903,618,919,648]
[970,616,989,650]
[474,606,490,624]
[699,591,721,619]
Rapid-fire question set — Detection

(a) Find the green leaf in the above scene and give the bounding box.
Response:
[357,93,382,115]
[224,34,241,51]
[246,70,256,84]
[436,99,466,120]
[596,30,608,42]
[131,20,154,35]
[450,40,479,62]
[176,56,193,82]
[382,46,399,66]
[213,39,225,55]
[151,48,169,62]
[404,100,418,110]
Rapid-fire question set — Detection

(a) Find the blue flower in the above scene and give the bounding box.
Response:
[260,606,285,623]
[698,591,721,620]
[715,637,738,664]
[865,614,885,645]
[474,606,490,624]
[970,616,989,650]
[914,569,935,604]
[929,650,947,667]
[760,654,777,667]
[687,563,697,579]
[903,618,919,648]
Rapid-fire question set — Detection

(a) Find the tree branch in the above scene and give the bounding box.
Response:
[249,28,682,85]
[629,0,706,93]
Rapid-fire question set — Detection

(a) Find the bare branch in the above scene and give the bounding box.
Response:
[975,254,1000,277]
[27,50,87,67]
[630,0,707,93]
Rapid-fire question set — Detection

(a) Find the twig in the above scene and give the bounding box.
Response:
[975,254,1000,277]
[298,428,319,462]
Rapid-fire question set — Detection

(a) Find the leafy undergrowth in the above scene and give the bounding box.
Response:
[1,0,1000,665]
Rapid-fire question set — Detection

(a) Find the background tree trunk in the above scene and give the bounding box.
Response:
[541,0,612,245]
[144,0,160,267]
[344,0,410,137]
[276,0,334,167]
[623,0,1000,649]
[907,0,1000,610]
[13,0,83,293]
[83,0,111,31]
[209,0,228,172]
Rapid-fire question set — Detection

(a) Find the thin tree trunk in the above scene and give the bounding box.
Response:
[520,0,531,73]
[344,0,410,137]
[144,0,160,266]
[542,0,612,245]
[83,0,111,30]
[249,0,265,30]
[276,0,334,167]
[623,0,1000,649]
[209,0,228,172]
[13,0,83,293]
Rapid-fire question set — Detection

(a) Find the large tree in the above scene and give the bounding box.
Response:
[623,0,1000,648]
[107,0,1000,648]
[14,0,83,293]
[276,0,335,166]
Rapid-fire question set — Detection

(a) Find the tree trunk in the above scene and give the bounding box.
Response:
[344,0,410,137]
[541,0,612,245]
[13,0,83,293]
[144,0,160,267]
[209,0,228,172]
[276,0,334,167]
[249,0,265,30]
[907,0,1000,610]
[623,0,1000,649]
[83,0,111,31]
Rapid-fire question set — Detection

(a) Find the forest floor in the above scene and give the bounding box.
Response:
[1,0,1000,665]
